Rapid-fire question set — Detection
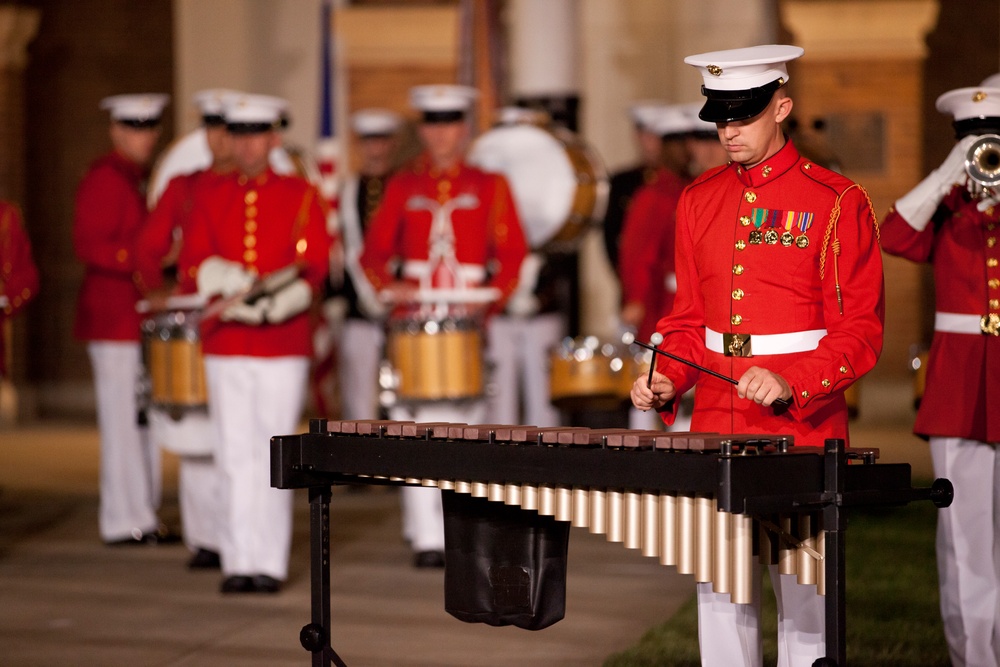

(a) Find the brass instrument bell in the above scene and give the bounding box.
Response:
[965,133,1000,188]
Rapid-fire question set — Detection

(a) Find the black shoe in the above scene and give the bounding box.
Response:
[413,550,445,569]
[187,548,221,570]
[220,575,255,593]
[251,575,282,593]
[106,526,182,546]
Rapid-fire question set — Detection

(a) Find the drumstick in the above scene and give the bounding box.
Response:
[622,332,791,410]
[646,332,662,388]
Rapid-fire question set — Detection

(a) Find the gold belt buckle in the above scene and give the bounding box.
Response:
[723,333,753,357]
[981,314,1000,336]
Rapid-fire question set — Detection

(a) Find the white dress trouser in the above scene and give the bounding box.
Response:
[389,400,487,552]
[204,355,308,580]
[697,563,825,666]
[337,318,384,420]
[88,341,161,541]
[178,454,221,553]
[486,313,564,427]
[930,436,1000,667]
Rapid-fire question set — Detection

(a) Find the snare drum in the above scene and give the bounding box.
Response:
[140,295,208,412]
[467,123,607,253]
[387,315,485,402]
[549,336,639,411]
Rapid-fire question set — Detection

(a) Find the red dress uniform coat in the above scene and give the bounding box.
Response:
[655,141,884,445]
[881,187,1000,442]
[359,154,528,311]
[1,201,40,376]
[136,169,227,293]
[182,168,331,357]
[618,167,688,341]
[73,151,149,342]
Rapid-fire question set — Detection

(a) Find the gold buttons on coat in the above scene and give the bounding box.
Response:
[744,191,757,203]
[839,366,848,374]
[991,299,1000,309]
[821,379,831,388]
[244,191,258,205]
[732,288,744,300]
[735,240,746,250]
[988,258,998,268]
[990,279,1000,289]
[731,314,743,326]
[733,264,744,275]
[801,390,810,398]
[988,237,997,248]
[739,216,751,226]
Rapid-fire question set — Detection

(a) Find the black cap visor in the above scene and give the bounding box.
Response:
[226,121,278,135]
[421,110,465,124]
[699,79,783,123]
[202,114,226,127]
[116,118,162,129]
[953,116,1000,139]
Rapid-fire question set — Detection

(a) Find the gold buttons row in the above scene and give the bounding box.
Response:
[244,189,259,265]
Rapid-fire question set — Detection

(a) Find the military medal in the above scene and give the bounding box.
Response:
[780,231,794,247]
[764,229,779,244]
[795,234,809,248]
[749,230,763,244]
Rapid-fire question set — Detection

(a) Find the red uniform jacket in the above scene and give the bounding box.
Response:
[618,167,688,341]
[358,154,528,312]
[182,168,331,358]
[136,168,228,293]
[656,141,884,446]
[73,151,149,342]
[881,186,1000,442]
[1,201,40,376]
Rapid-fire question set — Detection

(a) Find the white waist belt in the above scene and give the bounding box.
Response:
[705,327,827,355]
[401,261,486,283]
[934,312,987,334]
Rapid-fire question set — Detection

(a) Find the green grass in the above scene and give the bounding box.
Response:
[604,497,949,666]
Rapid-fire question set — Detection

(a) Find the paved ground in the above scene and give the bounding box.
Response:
[0,414,934,666]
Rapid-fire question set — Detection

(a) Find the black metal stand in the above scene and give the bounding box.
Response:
[816,439,848,667]
[298,486,347,667]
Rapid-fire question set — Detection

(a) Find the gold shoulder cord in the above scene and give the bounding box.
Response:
[819,183,879,315]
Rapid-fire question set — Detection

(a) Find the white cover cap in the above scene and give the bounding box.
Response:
[629,101,668,132]
[497,106,538,126]
[193,89,242,118]
[100,93,169,123]
[684,44,804,122]
[223,93,288,130]
[351,108,402,136]
[409,85,478,113]
[647,104,696,137]
[936,87,1000,121]
[981,73,1000,89]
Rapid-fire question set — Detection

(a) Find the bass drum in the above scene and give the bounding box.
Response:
[148,128,321,208]
[467,123,608,253]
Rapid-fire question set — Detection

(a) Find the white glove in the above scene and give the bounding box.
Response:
[894,135,978,232]
[197,256,255,298]
[505,253,545,318]
[221,298,269,325]
[264,279,313,323]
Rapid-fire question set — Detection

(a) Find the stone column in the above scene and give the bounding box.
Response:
[782,0,940,403]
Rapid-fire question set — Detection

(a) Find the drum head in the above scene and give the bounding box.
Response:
[467,125,576,249]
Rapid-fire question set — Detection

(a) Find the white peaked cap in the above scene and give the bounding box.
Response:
[100,93,169,122]
[497,106,538,125]
[193,89,243,117]
[224,93,288,126]
[684,44,804,92]
[629,101,668,132]
[351,108,402,136]
[681,101,718,133]
[409,84,478,113]
[647,104,696,137]
[936,87,1000,121]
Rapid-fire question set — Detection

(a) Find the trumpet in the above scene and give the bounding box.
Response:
[965,134,1000,189]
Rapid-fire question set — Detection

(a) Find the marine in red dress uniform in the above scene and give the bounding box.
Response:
[359,85,527,568]
[185,94,331,594]
[631,46,884,667]
[1,201,39,378]
[73,93,174,545]
[880,82,1000,667]
[135,89,242,573]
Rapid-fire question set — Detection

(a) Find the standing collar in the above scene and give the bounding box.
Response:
[732,139,800,188]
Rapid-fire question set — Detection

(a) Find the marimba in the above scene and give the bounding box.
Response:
[271,419,952,667]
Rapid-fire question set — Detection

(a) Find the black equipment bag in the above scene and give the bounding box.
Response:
[442,490,570,631]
